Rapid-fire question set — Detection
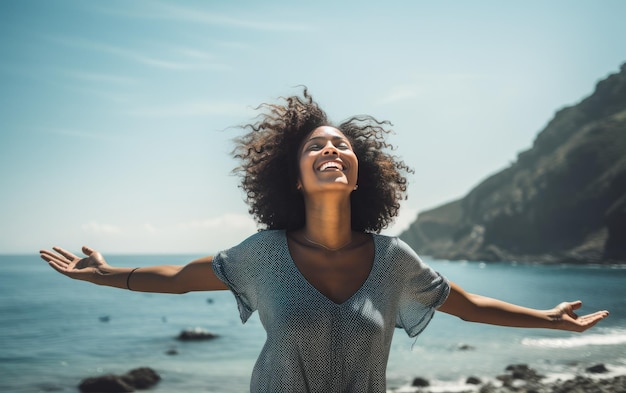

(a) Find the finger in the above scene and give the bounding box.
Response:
[575,311,609,329]
[39,249,54,261]
[47,258,69,274]
[569,300,583,311]
[581,315,605,329]
[52,246,79,261]
[560,301,581,319]
[82,246,94,256]
[40,249,69,265]
[580,310,610,321]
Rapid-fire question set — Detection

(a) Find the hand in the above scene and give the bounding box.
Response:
[551,301,609,332]
[40,246,110,282]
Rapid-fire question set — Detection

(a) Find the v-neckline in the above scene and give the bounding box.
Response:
[282,230,378,306]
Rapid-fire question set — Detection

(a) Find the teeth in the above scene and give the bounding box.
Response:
[319,161,344,171]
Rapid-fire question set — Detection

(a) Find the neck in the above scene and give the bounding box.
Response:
[302,193,353,249]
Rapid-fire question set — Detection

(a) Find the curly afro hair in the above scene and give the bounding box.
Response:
[232,88,413,233]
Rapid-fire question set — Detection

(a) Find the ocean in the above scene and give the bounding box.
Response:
[1,254,625,393]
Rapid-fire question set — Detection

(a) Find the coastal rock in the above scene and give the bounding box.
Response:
[504,363,544,381]
[400,63,626,265]
[78,375,134,393]
[551,375,626,393]
[400,365,626,393]
[411,377,430,387]
[586,363,609,373]
[121,368,160,389]
[495,364,545,390]
[78,368,160,393]
[177,327,218,341]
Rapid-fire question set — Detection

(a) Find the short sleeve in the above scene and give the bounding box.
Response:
[212,233,265,323]
[393,238,450,337]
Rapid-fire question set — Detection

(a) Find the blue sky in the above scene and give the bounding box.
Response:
[1,0,625,254]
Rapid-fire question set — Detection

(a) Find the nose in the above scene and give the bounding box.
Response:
[321,142,339,155]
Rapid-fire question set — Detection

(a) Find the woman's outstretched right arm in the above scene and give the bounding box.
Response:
[39,245,229,294]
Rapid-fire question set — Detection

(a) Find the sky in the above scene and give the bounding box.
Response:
[1,0,625,255]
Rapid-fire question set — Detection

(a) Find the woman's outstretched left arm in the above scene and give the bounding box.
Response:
[437,282,609,332]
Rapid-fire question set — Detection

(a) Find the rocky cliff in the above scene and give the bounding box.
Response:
[400,63,626,264]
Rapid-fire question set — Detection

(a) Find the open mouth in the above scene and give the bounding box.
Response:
[318,161,345,172]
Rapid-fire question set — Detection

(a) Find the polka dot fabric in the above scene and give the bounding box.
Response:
[212,230,450,392]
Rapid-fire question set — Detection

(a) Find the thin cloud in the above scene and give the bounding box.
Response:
[136,214,257,235]
[60,84,135,104]
[0,64,134,104]
[215,40,251,50]
[176,47,215,60]
[377,86,419,105]
[54,70,138,104]
[128,100,255,118]
[67,70,138,85]
[143,223,158,234]
[177,214,257,232]
[38,126,121,142]
[82,221,124,235]
[90,1,313,32]
[377,73,494,106]
[44,35,226,71]
[131,53,211,70]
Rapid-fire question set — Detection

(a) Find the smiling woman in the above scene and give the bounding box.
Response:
[40,88,609,393]
[233,89,413,233]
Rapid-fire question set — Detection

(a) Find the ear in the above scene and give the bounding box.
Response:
[296,180,302,191]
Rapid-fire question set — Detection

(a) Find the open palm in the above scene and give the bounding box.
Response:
[553,301,609,332]
[40,246,109,281]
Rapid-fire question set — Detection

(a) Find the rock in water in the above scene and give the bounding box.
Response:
[586,363,609,373]
[79,375,134,393]
[122,367,161,389]
[177,327,217,341]
[411,377,429,387]
[78,367,161,392]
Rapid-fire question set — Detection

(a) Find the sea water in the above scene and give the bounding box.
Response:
[1,254,624,393]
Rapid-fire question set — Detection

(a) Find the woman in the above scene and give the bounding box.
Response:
[40,89,609,393]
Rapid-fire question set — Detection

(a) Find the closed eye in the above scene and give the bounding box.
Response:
[303,135,353,152]
[306,143,351,152]
[337,142,351,150]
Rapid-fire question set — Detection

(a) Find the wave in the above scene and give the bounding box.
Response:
[522,330,626,348]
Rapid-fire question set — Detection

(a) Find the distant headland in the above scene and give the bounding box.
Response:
[400,63,626,265]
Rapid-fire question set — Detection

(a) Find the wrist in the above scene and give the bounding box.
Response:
[544,306,568,330]
[90,265,120,287]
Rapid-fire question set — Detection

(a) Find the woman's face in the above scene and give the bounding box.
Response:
[297,126,358,195]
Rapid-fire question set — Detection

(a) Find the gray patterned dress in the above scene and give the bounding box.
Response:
[212,230,450,393]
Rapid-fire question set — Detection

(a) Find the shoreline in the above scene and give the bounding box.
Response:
[388,363,626,393]
[10,363,626,393]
